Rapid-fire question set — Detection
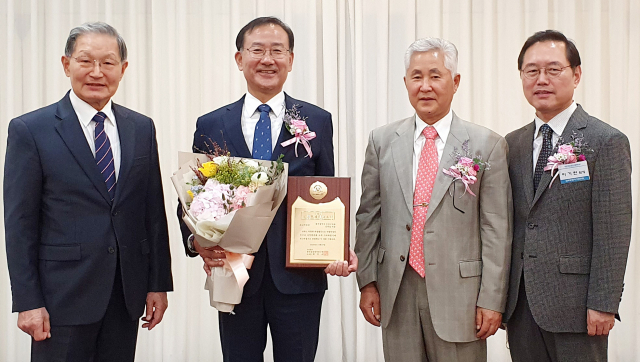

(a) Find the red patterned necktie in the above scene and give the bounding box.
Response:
[408,126,439,278]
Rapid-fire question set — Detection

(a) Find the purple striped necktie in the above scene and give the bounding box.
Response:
[93,112,116,201]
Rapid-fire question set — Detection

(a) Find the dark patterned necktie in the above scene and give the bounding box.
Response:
[533,124,553,192]
[252,104,272,160]
[93,112,116,201]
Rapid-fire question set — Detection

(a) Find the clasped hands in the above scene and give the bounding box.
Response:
[193,239,358,277]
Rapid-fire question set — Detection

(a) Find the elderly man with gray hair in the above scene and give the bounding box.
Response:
[355,37,512,361]
[4,22,173,361]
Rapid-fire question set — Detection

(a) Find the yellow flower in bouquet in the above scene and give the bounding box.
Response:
[198,161,218,178]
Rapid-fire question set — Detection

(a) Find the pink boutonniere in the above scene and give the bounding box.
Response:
[442,140,490,197]
[544,132,593,188]
[280,105,316,158]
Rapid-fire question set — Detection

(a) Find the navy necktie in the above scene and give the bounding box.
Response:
[93,112,117,201]
[534,124,553,192]
[252,104,272,160]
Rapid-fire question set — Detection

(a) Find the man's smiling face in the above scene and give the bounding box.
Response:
[520,41,581,122]
[404,50,460,125]
[235,23,294,102]
[62,33,128,110]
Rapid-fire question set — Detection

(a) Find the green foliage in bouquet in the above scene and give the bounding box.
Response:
[214,159,261,187]
[191,137,286,188]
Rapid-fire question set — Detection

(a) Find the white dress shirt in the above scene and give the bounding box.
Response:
[69,90,121,179]
[241,91,286,153]
[532,101,577,172]
[412,110,452,191]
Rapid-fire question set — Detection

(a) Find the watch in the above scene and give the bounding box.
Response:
[187,234,198,254]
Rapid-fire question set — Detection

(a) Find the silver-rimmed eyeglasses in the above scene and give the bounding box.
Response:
[72,56,120,71]
[243,47,291,60]
[521,65,571,79]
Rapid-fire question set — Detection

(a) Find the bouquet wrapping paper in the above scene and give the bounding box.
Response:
[172,152,288,312]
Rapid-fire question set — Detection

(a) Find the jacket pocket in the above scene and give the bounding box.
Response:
[133,155,149,166]
[39,244,81,261]
[377,247,386,263]
[558,255,590,274]
[140,239,150,255]
[459,259,482,278]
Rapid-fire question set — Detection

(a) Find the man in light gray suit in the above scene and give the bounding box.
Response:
[355,37,512,362]
[504,30,632,362]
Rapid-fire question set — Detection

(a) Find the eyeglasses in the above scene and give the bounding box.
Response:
[243,47,290,60]
[72,56,120,71]
[521,65,571,79]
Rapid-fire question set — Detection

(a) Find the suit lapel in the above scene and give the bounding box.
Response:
[391,117,416,214]
[531,106,589,206]
[518,122,536,208]
[272,94,298,159]
[112,104,135,205]
[222,96,252,157]
[426,114,466,221]
[54,94,111,204]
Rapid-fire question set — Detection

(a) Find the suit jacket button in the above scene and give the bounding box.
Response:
[112,211,118,217]
[527,222,535,229]
[108,247,115,254]
[400,255,405,261]
[406,224,411,231]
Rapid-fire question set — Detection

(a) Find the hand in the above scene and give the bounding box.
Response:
[325,249,358,277]
[475,307,502,339]
[359,283,381,327]
[17,307,51,341]
[141,292,168,330]
[193,239,226,275]
[587,309,615,336]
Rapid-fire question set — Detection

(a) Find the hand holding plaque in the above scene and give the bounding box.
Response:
[286,177,351,268]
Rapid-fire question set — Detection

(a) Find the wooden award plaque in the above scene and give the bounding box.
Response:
[285,176,351,268]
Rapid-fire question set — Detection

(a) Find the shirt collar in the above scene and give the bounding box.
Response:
[534,101,577,138]
[69,89,116,127]
[414,109,453,143]
[243,91,286,119]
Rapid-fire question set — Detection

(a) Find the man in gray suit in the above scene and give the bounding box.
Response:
[504,30,633,362]
[355,37,512,362]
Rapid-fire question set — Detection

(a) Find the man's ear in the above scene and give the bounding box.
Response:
[235,51,243,71]
[62,56,71,77]
[119,61,129,80]
[453,73,461,93]
[286,51,294,72]
[573,65,582,88]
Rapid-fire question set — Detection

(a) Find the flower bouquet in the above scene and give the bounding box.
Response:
[171,149,287,312]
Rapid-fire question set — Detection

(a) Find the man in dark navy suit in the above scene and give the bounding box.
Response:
[179,16,356,362]
[4,22,173,362]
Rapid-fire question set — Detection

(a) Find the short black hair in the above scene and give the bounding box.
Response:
[235,17,294,51]
[517,30,581,70]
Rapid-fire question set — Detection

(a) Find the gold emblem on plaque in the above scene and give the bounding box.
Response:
[309,181,328,200]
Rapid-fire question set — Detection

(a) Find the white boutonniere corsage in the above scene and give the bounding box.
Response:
[442,140,490,197]
[280,105,316,158]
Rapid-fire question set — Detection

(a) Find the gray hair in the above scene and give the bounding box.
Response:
[404,37,458,79]
[64,22,127,62]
